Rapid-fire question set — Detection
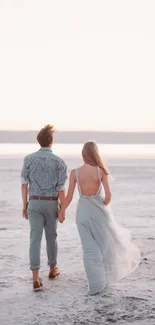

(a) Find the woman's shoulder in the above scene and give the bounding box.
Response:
[69,169,76,178]
[98,166,108,179]
[70,166,83,179]
[71,165,83,172]
[70,168,76,173]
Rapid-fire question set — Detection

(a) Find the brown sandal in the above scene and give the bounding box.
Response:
[49,267,60,279]
[33,278,43,291]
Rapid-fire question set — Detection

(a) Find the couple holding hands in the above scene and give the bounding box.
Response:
[21,124,140,294]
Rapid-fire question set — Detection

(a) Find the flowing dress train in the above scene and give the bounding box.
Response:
[75,167,140,295]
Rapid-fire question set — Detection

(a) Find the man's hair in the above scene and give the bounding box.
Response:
[37,124,55,147]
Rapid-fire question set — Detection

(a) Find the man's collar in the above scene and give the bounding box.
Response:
[39,147,52,152]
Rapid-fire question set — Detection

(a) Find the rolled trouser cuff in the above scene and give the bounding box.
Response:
[30,265,40,271]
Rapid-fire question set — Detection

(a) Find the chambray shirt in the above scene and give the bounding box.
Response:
[21,147,67,197]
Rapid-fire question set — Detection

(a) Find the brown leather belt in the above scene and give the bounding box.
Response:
[29,196,58,201]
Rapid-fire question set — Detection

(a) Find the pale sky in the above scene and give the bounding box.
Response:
[0,0,155,131]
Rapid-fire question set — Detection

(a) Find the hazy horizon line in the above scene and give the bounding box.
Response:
[0,130,155,144]
[0,130,155,133]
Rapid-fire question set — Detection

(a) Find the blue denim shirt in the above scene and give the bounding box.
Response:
[21,147,67,197]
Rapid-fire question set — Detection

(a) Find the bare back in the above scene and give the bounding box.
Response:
[76,164,102,196]
[62,164,111,208]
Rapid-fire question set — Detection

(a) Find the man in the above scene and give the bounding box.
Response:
[21,124,67,291]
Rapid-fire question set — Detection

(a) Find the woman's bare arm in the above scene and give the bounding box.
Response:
[101,172,112,205]
[58,170,76,221]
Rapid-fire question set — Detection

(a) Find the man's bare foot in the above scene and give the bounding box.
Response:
[49,266,60,279]
[32,269,40,281]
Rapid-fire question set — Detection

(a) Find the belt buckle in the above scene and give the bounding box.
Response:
[38,196,41,200]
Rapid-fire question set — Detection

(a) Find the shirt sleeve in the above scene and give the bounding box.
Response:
[21,157,29,184]
[56,161,67,191]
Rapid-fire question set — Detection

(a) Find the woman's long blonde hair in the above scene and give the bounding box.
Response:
[82,141,109,175]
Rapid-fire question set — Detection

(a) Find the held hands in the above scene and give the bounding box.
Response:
[58,209,65,223]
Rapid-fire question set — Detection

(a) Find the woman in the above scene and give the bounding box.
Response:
[58,141,140,295]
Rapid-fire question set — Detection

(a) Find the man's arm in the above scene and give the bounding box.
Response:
[21,184,28,219]
[56,161,67,193]
[21,157,29,219]
[58,190,66,206]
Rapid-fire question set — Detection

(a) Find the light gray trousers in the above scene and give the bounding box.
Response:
[28,200,58,270]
